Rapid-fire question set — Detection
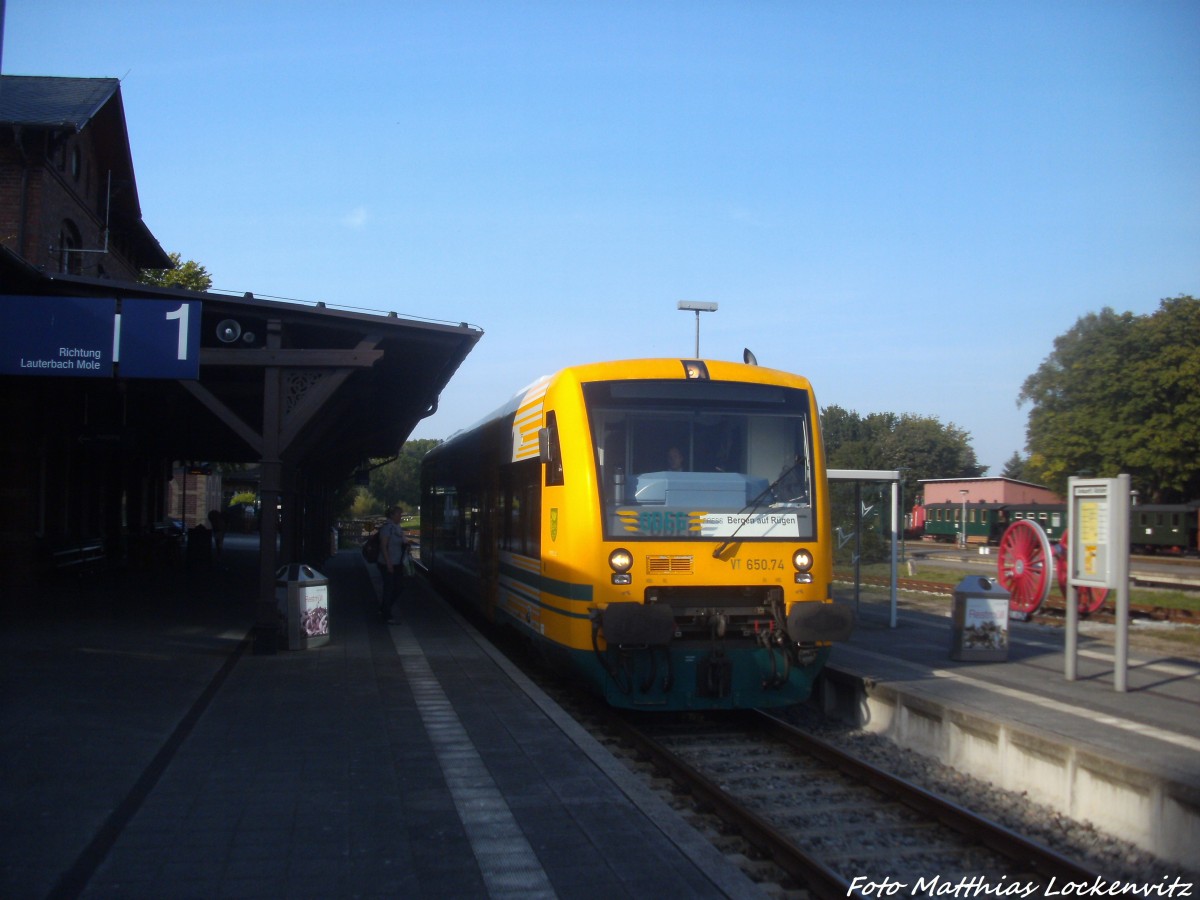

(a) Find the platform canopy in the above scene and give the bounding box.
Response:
[3,263,482,480]
[1,259,482,611]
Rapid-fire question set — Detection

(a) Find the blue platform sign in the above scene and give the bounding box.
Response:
[117,299,201,379]
[0,295,115,377]
[0,295,201,379]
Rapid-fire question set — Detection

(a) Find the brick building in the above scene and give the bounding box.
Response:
[0,76,170,279]
[919,476,1063,506]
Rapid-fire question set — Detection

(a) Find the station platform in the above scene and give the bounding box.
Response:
[0,535,761,900]
[819,587,1200,870]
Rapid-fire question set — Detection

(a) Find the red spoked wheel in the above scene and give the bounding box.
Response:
[1058,529,1109,615]
[1079,587,1109,615]
[997,519,1053,619]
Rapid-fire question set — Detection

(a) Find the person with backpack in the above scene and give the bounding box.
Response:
[377,506,410,622]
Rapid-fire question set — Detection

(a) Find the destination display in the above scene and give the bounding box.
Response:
[0,295,201,379]
[700,510,808,538]
[0,295,115,377]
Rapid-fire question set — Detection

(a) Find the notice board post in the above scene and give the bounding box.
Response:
[1065,474,1131,691]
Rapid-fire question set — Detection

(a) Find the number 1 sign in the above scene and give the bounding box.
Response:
[116,298,201,379]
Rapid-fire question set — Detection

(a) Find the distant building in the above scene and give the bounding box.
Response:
[918,477,1062,507]
[167,465,223,530]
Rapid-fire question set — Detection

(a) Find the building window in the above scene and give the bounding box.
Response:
[58,220,83,274]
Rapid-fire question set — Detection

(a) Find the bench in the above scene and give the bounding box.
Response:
[51,539,108,576]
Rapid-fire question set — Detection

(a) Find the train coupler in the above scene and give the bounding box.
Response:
[759,630,792,689]
[697,650,732,698]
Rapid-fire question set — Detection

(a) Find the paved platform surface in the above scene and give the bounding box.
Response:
[822,586,1200,870]
[1,535,760,900]
[830,589,1200,777]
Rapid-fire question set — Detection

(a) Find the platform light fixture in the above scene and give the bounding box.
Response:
[677,301,718,358]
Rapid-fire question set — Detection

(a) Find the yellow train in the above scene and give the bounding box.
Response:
[420,357,853,710]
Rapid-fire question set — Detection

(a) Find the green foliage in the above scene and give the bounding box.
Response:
[1018,296,1200,501]
[139,252,212,291]
[1001,452,1030,482]
[228,490,257,507]
[337,438,442,518]
[820,405,985,502]
[347,487,383,519]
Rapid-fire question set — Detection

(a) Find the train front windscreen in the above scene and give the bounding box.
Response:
[583,379,817,541]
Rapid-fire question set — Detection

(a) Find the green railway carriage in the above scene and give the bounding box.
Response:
[922,503,1066,544]
[1131,502,1200,555]
[920,500,1198,555]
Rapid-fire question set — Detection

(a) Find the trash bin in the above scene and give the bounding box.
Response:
[949,576,1010,661]
[275,564,331,650]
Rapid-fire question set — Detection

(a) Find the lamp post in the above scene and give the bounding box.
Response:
[677,301,718,357]
[959,489,969,549]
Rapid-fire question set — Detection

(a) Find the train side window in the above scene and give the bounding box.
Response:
[542,412,564,487]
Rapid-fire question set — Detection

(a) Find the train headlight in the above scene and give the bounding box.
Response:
[792,548,814,584]
[609,548,634,585]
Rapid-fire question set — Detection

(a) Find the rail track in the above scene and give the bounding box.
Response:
[597,708,1105,899]
[501,622,1109,899]
[845,574,1200,624]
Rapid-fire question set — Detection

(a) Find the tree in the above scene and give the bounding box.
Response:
[139,252,212,291]
[820,405,985,502]
[1018,296,1200,501]
[345,439,441,517]
[1001,452,1030,482]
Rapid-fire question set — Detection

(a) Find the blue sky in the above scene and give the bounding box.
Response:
[5,2,1197,473]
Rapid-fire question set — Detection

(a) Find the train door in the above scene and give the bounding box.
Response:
[481,457,501,620]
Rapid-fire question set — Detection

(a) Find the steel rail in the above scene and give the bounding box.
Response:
[746,710,1104,885]
[603,710,863,900]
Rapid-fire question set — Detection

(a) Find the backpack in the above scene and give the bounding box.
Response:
[361,530,381,564]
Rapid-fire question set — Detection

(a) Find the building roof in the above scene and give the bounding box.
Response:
[0,75,170,270]
[0,75,121,129]
[917,475,1049,490]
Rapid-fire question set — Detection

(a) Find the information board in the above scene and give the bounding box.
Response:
[1068,477,1129,589]
[1064,473,1132,691]
[0,295,200,380]
[0,295,116,377]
